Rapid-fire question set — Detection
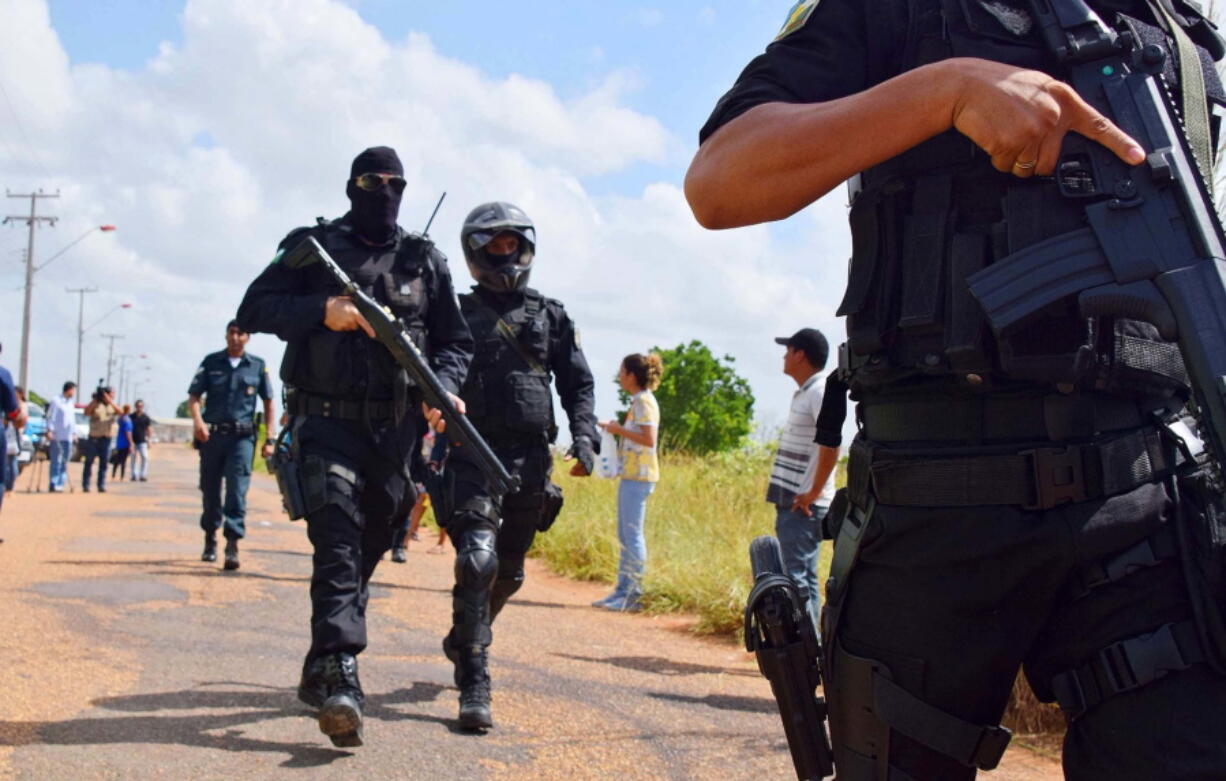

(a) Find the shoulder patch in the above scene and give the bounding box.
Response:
[775,0,820,41]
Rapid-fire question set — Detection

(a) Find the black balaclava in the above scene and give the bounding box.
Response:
[345,146,404,245]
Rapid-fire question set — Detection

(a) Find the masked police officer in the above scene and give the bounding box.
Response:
[442,201,597,730]
[187,320,275,571]
[236,146,473,748]
[689,2,1226,779]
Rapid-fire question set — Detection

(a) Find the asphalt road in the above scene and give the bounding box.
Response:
[0,445,1062,779]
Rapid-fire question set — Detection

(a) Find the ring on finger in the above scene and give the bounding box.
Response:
[1013,159,1037,171]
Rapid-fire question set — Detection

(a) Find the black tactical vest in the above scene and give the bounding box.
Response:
[459,288,557,440]
[281,219,432,401]
[839,0,1224,400]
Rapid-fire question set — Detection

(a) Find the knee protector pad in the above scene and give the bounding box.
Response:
[454,526,498,592]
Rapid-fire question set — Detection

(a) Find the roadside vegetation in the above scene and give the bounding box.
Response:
[536,444,834,634]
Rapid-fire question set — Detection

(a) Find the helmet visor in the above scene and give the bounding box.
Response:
[465,226,535,252]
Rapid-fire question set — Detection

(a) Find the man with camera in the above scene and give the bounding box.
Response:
[82,384,121,493]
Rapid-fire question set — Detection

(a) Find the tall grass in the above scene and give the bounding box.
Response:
[534,444,834,634]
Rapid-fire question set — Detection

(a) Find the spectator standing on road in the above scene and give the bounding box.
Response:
[111,405,133,480]
[0,344,29,532]
[128,399,152,482]
[594,353,663,612]
[47,382,77,492]
[187,320,276,571]
[82,385,121,493]
[766,328,840,631]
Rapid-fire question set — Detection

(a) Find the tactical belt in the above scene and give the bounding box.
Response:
[289,392,396,422]
[209,421,254,435]
[1051,620,1204,720]
[859,393,1147,443]
[853,427,1169,510]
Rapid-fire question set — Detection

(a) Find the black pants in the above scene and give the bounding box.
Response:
[826,438,1226,780]
[447,438,552,645]
[298,415,415,659]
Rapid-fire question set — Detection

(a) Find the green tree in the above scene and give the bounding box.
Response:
[618,340,754,455]
[175,400,191,419]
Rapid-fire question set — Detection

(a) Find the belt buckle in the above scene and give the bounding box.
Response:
[1022,445,1086,510]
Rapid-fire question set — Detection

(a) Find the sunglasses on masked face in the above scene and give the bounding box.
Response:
[354,172,407,194]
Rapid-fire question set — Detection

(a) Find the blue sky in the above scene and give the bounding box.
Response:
[6,0,852,438]
[47,1,785,195]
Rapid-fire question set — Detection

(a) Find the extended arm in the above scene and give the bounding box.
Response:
[685,59,1144,229]
[423,249,474,396]
[550,306,598,449]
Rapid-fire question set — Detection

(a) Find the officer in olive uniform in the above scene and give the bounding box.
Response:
[236,146,472,748]
[690,1,1226,779]
[187,319,275,571]
[442,201,597,730]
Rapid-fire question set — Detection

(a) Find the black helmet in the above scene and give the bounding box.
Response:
[461,202,536,293]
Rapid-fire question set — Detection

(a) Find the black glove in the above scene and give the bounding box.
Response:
[569,436,596,476]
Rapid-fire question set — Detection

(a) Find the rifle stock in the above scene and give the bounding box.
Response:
[282,235,520,497]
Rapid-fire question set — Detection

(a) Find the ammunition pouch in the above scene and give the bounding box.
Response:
[300,455,362,522]
[504,371,555,434]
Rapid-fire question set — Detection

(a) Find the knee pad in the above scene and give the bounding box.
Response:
[454,526,498,591]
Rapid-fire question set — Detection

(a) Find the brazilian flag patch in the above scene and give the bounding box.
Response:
[775,0,820,41]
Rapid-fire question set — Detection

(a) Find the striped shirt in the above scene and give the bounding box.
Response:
[766,374,836,507]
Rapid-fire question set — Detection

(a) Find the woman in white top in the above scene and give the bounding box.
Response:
[593,353,663,612]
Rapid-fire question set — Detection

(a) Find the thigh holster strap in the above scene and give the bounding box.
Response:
[1073,526,1179,598]
[872,674,1012,770]
[1051,620,1204,720]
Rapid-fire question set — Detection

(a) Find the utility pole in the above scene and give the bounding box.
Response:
[4,190,59,388]
[67,286,98,390]
[100,333,123,387]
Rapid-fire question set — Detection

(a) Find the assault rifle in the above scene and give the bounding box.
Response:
[968,0,1225,474]
[281,235,520,497]
[745,536,834,780]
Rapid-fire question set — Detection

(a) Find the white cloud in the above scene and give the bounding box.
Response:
[635,8,665,27]
[0,0,853,444]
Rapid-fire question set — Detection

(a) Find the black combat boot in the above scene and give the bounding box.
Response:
[223,538,240,571]
[318,652,365,747]
[201,535,217,562]
[391,546,407,563]
[457,646,493,731]
[297,654,327,708]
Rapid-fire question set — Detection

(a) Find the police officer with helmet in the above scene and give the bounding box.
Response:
[442,201,597,730]
[689,1,1226,778]
[187,319,275,571]
[236,146,473,748]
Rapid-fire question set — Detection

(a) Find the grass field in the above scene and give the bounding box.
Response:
[534,445,836,635]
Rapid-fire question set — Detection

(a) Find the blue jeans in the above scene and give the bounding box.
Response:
[614,479,656,598]
[4,454,15,491]
[82,436,111,490]
[130,442,149,480]
[775,503,828,632]
[49,439,71,490]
